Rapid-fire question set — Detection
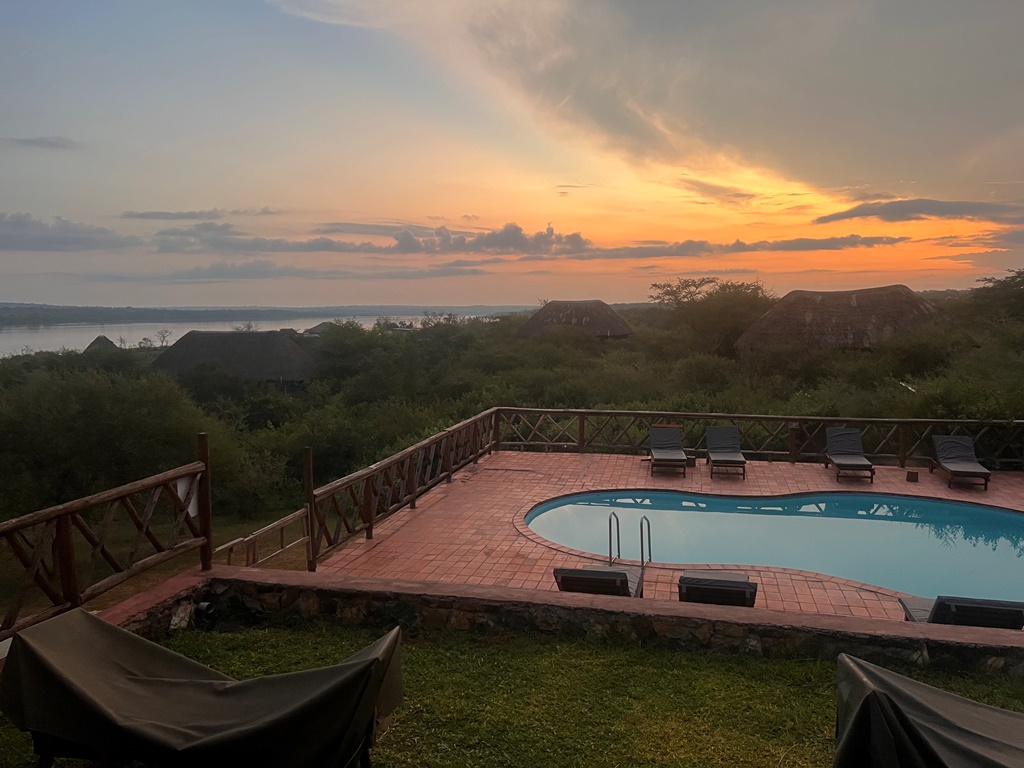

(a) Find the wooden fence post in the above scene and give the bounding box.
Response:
[490,411,501,454]
[577,413,586,452]
[444,434,454,483]
[197,432,213,571]
[55,516,82,607]
[362,476,376,540]
[303,446,317,571]
[898,423,907,468]
[788,422,801,463]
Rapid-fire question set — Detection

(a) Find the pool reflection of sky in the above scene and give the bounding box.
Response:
[525,492,1024,600]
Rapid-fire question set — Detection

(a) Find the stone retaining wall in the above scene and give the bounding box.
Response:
[194,571,1024,676]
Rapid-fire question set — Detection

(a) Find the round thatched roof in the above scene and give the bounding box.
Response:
[84,335,118,352]
[516,300,633,338]
[152,331,314,381]
[735,285,937,353]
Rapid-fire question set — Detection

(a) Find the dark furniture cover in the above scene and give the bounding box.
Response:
[553,566,644,597]
[930,435,991,490]
[897,595,1024,629]
[834,653,1024,767]
[648,426,687,476]
[705,426,747,479]
[0,609,402,768]
[678,570,757,607]
[825,427,875,482]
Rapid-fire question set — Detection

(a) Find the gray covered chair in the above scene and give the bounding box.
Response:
[705,425,747,479]
[824,427,875,483]
[648,425,687,476]
[835,654,1024,767]
[929,435,990,490]
[0,609,403,768]
[897,594,1023,629]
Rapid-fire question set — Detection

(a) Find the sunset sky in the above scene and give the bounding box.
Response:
[2,1,1023,307]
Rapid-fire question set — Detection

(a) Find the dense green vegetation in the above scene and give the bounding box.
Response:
[3,622,1023,767]
[2,273,1024,523]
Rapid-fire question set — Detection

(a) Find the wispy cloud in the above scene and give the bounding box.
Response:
[0,136,84,151]
[676,177,757,204]
[73,258,491,283]
[153,221,593,256]
[121,209,225,220]
[815,199,1024,225]
[0,212,142,251]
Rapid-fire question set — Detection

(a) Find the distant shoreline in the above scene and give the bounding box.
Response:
[0,303,534,329]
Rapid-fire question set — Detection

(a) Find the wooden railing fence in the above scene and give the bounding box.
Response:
[225,407,1024,572]
[0,434,213,641]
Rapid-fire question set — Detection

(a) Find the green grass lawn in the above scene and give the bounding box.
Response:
[4,622,1024,767]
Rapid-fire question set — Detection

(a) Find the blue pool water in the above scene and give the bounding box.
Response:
[525,491,1024,600]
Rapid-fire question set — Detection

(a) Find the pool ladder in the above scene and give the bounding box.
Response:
[608,511,652,567]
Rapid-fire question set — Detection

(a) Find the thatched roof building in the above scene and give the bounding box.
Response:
[735,285,937,353]
[516,300,633,338]
[152,331,314,382]
[303,321,338,336]
[84,335,118,352]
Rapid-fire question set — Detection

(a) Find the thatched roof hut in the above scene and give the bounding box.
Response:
[735,285,937,353]
[303,321,338,336]
[84,335,118,352]
[152,331,314,382]
[516,300,633,338]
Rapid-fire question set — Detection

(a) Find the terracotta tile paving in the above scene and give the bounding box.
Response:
[321,452,1024,623]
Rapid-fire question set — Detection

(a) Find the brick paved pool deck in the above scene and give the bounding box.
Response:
[320,451,1024,623]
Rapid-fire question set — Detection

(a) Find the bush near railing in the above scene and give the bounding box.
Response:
[0,434,213,640]
[228,408,1024,572]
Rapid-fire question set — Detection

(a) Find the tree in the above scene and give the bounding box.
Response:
[971,268,1024,320]
[155,329,173,347]
[648,277,720,310]
[648,278,776,356]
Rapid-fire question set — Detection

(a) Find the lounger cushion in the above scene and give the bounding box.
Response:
[678,570,757,607]
[933,436,990,478]
[829,454,874,470]
[928,595,1024,629]
[707,451,746,466]
[554,566,643,597]
[825,427,867,456]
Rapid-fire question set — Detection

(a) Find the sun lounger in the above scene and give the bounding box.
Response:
[648,425,687,476]
[553,565,644,597]
[705,425,747,479]
[0,608,403,768]
[835,654,1024,767]
[824,427,875,483]
[897,595,1024,629]
[929,435,991,490]
[678,570,757,607]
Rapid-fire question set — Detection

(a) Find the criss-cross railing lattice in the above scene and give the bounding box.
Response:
[0,435,212,640]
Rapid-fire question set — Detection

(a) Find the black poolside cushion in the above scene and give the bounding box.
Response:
[928,596,1024,629]
[553,566,643,598]
[678,570,757,607]
[648,426,687,474]
[705,426,746,466]
[933,436,990,479]
[825,427,870,464]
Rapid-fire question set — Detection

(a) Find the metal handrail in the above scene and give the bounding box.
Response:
[607,511,621,564]
[639,515,652,566]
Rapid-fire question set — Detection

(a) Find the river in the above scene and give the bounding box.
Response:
[0,316,422,357]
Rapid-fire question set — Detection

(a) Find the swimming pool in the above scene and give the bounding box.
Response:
[525,491,1024,600]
